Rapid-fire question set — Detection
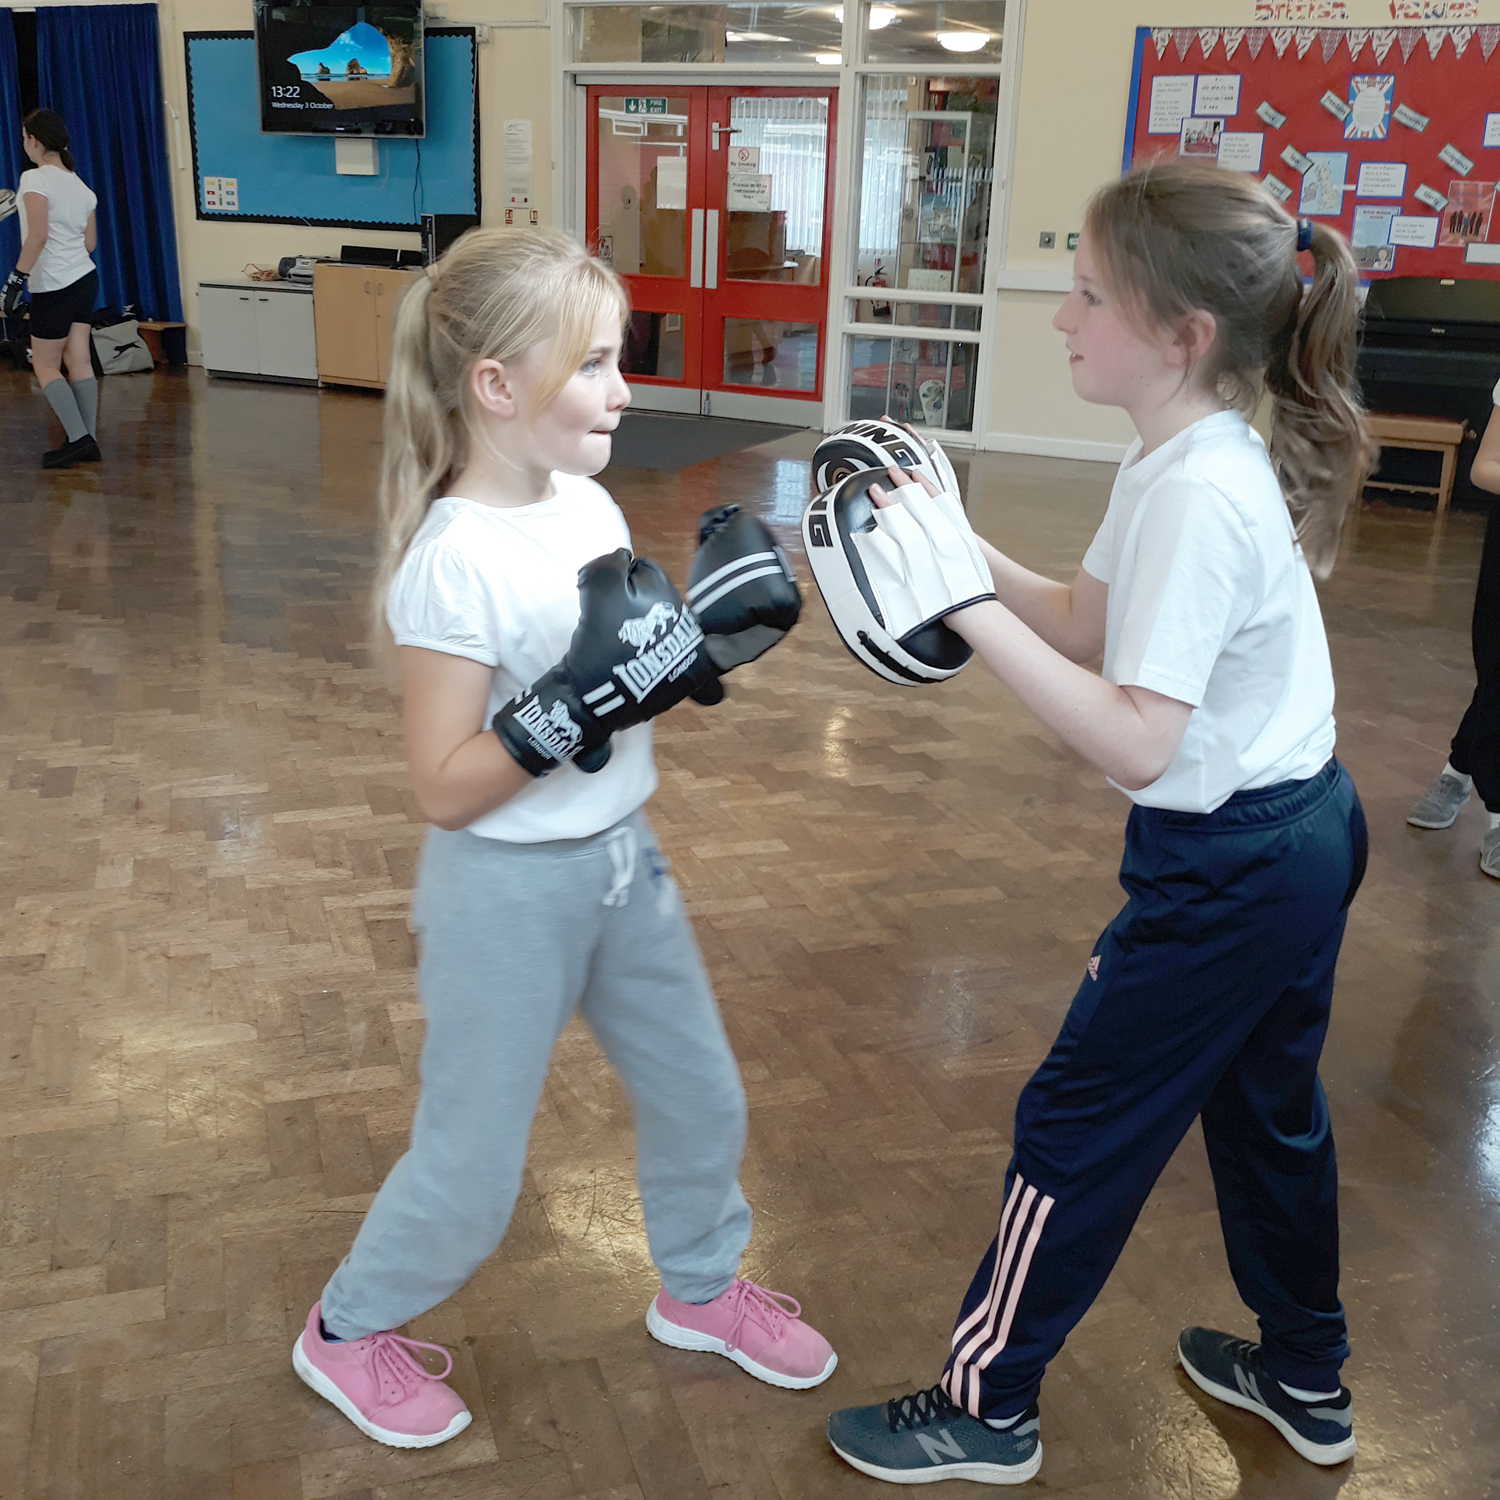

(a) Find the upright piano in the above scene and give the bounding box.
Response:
[1357,277,1500,505]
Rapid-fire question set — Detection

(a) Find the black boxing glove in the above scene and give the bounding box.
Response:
[685,505,801,672]
[1,270,24,319]
[492,548,722,777]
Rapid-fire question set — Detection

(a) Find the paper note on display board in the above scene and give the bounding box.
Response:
[656,154,688,211]
[503,119,533,208]
[1217,132,1263,172]
[1356,161,1406,198]
[1148,75,1196,134]
[726,172,772,212]
[1390,215,1439,248]
[1486,115,1500,149]
[1193,75,1240,116]
[1440,181,1496,247]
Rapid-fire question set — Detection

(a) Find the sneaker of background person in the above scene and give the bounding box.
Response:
[646,1279,837,1389]
[1407,769,1472,829]
[291,1301,472,1449]
[826,1384,1043,1485]
[1177,1326,1355,1466]
[1481,823,1500,880]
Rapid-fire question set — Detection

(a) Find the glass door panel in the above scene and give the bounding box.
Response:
[594,93,693,276]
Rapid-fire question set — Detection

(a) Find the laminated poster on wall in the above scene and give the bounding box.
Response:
[1356,161,1406,198]
[1345,76,1393,140]
[1298,151,1347,214]
[1440,180,1495,246]
[1352,204,1399,246]
[1217,131,1264,171]
[1149,75,1197,134]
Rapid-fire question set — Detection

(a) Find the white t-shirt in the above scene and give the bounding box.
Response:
[17,165,97,294]
[1081,409,1336,814]
[385,474,656,842]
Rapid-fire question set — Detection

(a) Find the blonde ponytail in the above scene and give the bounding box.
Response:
[1084,161,1373,580]
[371,227,630,666]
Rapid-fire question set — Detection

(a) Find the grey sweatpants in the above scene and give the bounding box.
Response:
[320,811,752,1339]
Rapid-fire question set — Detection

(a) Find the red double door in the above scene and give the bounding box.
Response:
[586,85,836,422]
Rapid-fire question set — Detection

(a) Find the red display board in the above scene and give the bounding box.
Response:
[1123,24,1500,279]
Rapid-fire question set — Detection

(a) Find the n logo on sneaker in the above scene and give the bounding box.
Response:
[915,1428,967,1466]
[1234,1367,1264,1407]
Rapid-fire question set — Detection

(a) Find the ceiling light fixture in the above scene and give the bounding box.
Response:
[937,27,989,50]
[815,49,842,62]
[833,5,895,26]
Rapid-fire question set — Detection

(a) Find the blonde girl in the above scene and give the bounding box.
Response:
[827,161,1370,1484]
[292,227,834,1449]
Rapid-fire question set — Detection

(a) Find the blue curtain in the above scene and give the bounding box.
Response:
[0,10,22,273]
[37,4,182,321]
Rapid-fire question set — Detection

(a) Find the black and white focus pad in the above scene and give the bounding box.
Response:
[492,549,721,777]
[686,505,802,672]
[802,471,995,687]
[811,418,960,500]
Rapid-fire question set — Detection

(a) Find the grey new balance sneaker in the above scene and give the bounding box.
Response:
[826,1385,1042,1485]
[1177,1327,1355,1466]
[1481,824,1500,880]
[1407,771,1471,829]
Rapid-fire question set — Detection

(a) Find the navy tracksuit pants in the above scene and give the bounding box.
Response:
[1450,498,1500,813]
[941,760,1367,1419]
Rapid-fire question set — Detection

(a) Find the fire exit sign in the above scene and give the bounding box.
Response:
[623,97,668,115]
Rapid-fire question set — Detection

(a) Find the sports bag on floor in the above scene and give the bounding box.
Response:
[91,319,154,375]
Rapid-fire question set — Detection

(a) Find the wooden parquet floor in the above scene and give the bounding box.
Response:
[1,369,1498,1500]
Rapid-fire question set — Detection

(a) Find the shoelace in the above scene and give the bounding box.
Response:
[366,1331,456,1408]
[719,1279,802,1355]
[886,1385,961,1433]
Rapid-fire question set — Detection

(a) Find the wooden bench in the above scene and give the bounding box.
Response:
[1362,413,1469,518]
[135,320,187,367]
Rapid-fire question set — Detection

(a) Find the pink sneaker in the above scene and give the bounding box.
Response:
[646,1280,838,1389]
[292,1302,472,1448]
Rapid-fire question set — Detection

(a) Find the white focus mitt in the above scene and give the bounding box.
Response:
[802,470,995,686]
[812,418,960,499]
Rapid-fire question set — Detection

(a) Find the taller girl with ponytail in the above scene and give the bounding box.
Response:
[827,160,1369,1483]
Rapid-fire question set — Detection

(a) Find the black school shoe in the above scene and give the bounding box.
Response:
[1177,1327,1355,1466]
[827,1384,1042,1485]
[42,435,101,469]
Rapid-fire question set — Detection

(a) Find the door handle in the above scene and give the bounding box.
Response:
[705,210,719,290]
[711,124,740,150]
[690,208,704,289]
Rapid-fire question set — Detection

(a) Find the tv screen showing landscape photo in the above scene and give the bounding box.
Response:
[254,1,425,136]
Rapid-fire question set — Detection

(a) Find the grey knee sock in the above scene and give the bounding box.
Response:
[42,378,87,443]
[70,378,98,438]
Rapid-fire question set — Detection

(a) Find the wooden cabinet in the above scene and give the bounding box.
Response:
[198,282,318,384]
[312,264,422,390]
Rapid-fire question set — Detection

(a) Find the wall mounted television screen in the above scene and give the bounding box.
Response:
[254,1,425,136]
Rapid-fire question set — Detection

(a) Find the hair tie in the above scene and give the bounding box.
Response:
[1296,218,1314,252]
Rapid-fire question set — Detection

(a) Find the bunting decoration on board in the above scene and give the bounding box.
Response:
[1370,26,1397,62]
[1397,28,1422,62]
[1246,27,1269,59]
[1424,26,1448,59]
[1198,27,1221,58]
[1319,27,1343,62]
[1451,25,1475,57]
[1271,26,1295,57]
[1345,27,1370,62]
[1172,27,1195,60]
[1222,26,1246,60]
[1151,27,1171,59]
[1481,24,1500,61]
[1295,28,1317,58]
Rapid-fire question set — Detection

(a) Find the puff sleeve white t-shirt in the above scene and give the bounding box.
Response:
[1081,409,1336,814]
[17,165,97,293]
[385,473,656,842]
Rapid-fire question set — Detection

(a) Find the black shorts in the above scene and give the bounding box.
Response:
[27,270,98,340]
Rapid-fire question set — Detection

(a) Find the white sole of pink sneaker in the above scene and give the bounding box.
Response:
[292,1334,473,1449]
[645,1300,839,1390]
